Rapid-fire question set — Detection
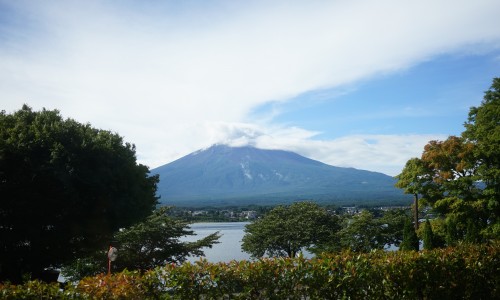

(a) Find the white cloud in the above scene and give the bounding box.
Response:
[1,0,499,174]
[198,122,446,176]
[292,134,448,176]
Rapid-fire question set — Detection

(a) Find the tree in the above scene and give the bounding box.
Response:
[114,207,220,270]
[463,77,500,238]
[0,105,159,282]
[241,202,339,258]
[421,136,480,203]
[395,158,436,230]
[420,136,487,242]
[62,207,220,280]
[378,208,409,247]
[336,210,385,253]
[396,78,500,243]
[422,219,434,250]
[328,209,408,253]
[400,218,419,251]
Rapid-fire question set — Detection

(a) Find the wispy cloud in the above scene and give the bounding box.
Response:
[1,0,499,175]
[201,122,446,176]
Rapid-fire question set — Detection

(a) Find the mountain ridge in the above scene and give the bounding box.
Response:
[151,144,410,206]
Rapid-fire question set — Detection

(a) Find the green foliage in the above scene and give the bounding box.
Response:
[425,218,447,248]
[336,210,386,252]
[400,218,419,251]
[62,207,220,281]
[114,207,221,271]
[2,243,498,299]
[61,256,104,282]
[0,280,68,299]
[463,77,500,239]
[395,158,435,201]
[422,219,435,250]
[395,78,500,243]
[241,202,340,258]
[378,209,408,247]
[0,105,159,282]
[318,209,408,254]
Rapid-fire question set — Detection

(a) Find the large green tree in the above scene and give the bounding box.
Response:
[421,136,487,243]
[395,78,500,244]
[62,207,220,280]
[0,105,159,282]
[113,207,220,271]
[463,77,500,238]
[395,157,437,230]
[336,210,386,253]
[241,202,339,258]
[319,209,408,253]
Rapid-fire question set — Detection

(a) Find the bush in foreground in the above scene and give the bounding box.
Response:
[1,242,498,299]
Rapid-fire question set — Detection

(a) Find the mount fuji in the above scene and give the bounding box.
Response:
[151,144,410,206]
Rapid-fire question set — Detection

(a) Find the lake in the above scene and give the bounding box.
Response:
[184,222,252,263]
[183,222,398,263]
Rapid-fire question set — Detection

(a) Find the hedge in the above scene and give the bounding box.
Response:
[1,242,498,299]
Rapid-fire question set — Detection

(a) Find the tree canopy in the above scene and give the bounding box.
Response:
[337,210,386,253]
[315,208,408,254]
[0,105,159,282]
[241,202,339,258]
[422,219,435,250]
[400,218,419,251]
[339,209,408,252]
[463,77,500,238]
[62,207,220,280]
[114,207,220,270]
[395,78,500,244]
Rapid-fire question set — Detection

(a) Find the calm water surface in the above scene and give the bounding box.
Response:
[184,222,251,263]
[184,222,397,263]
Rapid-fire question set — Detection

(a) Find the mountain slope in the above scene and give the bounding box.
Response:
[151,144,410,206]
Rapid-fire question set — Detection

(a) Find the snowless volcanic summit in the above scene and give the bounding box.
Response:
[151,144,410,206]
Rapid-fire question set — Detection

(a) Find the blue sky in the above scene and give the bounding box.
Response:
[257,53,499,138]
[1,0,500,175]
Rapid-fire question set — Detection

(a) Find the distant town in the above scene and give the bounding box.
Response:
[166,205,427,222]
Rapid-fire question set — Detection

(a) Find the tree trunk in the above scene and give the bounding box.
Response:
[413,193,419,230]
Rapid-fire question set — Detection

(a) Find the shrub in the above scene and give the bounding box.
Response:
[1,242,498,299]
